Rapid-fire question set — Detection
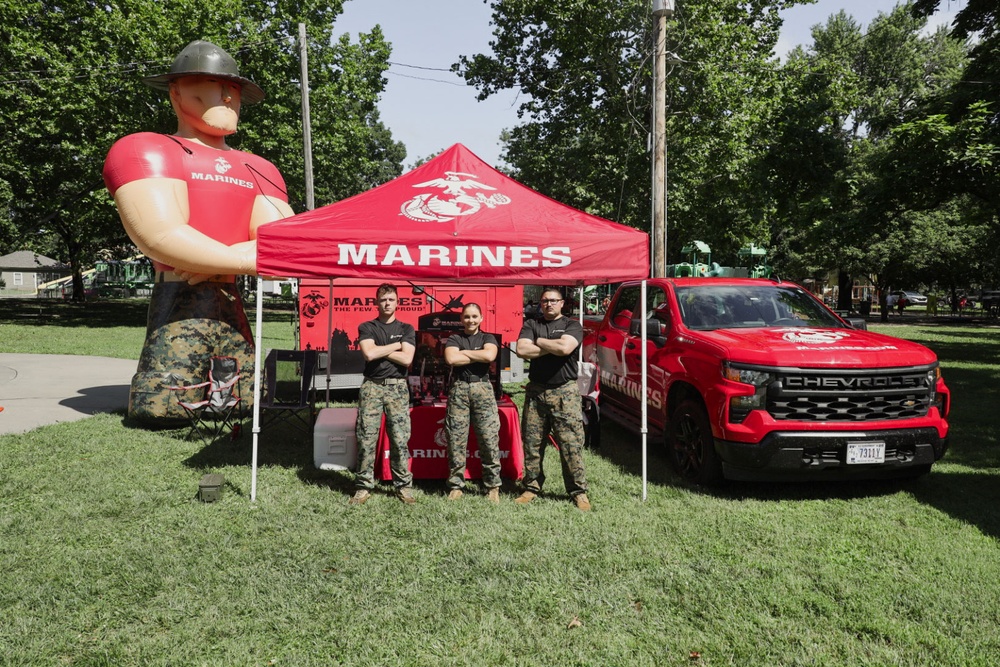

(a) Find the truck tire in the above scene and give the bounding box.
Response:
[668,399,722,485]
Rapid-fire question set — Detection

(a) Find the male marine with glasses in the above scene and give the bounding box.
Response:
[514,288,591,511]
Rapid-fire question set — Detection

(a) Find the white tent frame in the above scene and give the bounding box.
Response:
[249,279,651,502]
[249,279,651,501]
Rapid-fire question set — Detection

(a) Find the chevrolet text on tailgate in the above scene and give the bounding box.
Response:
[583,278,951,483]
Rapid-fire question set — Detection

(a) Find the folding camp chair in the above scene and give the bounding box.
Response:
[261,349,318,434]
[168,356,244,444]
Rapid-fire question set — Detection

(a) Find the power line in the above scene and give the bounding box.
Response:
[385,70,467,87]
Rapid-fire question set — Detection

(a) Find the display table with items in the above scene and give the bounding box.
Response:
[377,324,523,480]
[375,397,523,481]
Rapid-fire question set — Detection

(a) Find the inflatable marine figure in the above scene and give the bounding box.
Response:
[103,40,293,422]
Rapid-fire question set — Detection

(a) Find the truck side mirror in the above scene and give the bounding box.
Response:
[845,317,868,331]
[630,318,665,339]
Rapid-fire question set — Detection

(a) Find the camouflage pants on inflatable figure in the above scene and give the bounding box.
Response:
[445,380,501,490]
[128,281,254,424]
[520,380,588,497]
[354,380,413,490]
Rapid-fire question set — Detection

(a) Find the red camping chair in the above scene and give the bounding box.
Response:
[168,356,244,444]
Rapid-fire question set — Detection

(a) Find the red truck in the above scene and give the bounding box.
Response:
[583,278,950,483]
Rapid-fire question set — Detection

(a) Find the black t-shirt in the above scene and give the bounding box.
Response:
[357,318,416,379]
[518,316,583,386]
[445,331,498,382]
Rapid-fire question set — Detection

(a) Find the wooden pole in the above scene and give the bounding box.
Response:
[651,11,667,278]
[298,23,315,211]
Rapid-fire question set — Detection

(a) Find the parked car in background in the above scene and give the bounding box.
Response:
[892,290,928,306]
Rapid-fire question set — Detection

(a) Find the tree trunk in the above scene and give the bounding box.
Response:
[64,235,86,303]
[838,270,853,312]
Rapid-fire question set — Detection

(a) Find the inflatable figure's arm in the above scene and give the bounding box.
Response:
[167,192,294,285]
[114,177,257,276]
[245,193,296,282]
[250,193,295,237]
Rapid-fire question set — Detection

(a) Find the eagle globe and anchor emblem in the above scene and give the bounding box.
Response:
[778,328,851,344]
[401,171,512,222]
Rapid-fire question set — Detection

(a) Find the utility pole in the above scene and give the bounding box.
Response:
[298,23,315,211]
[651,1,675,277]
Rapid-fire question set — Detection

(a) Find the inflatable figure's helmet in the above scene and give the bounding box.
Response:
[143,40,265,105]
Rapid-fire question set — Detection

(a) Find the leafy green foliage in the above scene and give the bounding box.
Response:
[761,4,974,301]
[457,0,795,263]
[0,0,404,299]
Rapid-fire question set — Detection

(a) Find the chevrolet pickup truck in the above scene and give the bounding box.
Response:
[583,278,950,483]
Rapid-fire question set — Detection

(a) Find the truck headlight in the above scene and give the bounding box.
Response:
[723,362,775,424]
[928,367,948,416]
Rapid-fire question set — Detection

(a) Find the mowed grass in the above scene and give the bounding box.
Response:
[1,302,999,666]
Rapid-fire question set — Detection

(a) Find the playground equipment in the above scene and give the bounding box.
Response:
[36,256,154,298]
[665,240,743,278]
[738,243,773,278]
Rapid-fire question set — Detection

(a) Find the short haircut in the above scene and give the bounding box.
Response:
[376,283,397,299]
[541,287,564,300]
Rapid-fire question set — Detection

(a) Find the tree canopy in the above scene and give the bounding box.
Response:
[457,0,797,263]
[458,0,997,302]
[3,0,998,303]
[0,0,405,298]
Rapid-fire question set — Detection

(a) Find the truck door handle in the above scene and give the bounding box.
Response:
[626,342,636,350]
[598,335,607,342]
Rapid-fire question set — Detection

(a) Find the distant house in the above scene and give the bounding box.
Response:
[0,251,70,297]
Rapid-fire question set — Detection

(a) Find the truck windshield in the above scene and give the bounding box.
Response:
[675,284,846,331]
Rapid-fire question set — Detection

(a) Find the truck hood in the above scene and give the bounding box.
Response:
[688,326,938,368]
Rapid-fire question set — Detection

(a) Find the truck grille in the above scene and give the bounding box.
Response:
[766,367,935,422]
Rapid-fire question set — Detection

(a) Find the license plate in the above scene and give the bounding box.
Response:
[847,441,885,464]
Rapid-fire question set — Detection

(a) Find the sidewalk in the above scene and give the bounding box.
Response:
[0,353,136,435]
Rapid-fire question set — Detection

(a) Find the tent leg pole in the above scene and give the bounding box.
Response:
[251,278,264,502]
[641,280,648,501]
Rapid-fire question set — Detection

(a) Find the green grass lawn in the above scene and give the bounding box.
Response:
[1,302,999,666]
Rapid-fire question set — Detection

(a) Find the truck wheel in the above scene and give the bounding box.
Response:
[668,400,722,485]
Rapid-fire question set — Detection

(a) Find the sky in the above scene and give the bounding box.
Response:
[334,1,965,169]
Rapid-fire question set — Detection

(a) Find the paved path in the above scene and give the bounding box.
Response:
[0,353,136,435]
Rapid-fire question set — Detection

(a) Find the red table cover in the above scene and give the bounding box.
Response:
[376,397,523,480]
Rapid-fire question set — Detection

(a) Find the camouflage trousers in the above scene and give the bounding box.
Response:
[129,281,254,424]
[355,379,412,490]
[445,380,501,490]
[521,380,588,496]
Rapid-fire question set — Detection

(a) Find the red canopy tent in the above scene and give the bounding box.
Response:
[256,143,648,284]
[250,143,650,500]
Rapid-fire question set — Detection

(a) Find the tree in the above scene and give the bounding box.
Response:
[909,0,1000,221]
[456,0,797,264]
[760,4,968,311]
[0,0,404,300]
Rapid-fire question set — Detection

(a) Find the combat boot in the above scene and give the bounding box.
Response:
[487,487,500,504]
[514,491,536,504]
[348,490,370,506]
[397,487,416,505]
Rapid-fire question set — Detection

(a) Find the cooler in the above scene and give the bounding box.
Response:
[313,407,358,471]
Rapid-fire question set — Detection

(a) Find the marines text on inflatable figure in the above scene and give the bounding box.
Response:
[103,40,294,423]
